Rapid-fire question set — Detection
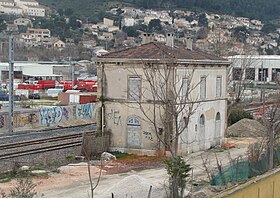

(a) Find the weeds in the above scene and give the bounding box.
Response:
[0,178,42,198]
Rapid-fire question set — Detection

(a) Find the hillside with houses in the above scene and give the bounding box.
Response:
[0,2,278,61]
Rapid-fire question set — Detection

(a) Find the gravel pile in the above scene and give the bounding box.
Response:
[100,175,165,198]
[227,118,266,137]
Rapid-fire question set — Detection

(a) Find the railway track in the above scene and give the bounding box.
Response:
[0,131,95,160]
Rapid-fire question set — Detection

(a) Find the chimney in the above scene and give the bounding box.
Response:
[141,33,155,44]
[185,36,193,50]
[166,33,174,48]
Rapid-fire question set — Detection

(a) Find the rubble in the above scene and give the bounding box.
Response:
[227,118,266,137]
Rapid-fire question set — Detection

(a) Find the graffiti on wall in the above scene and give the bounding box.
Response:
[0,114,4,128]
[76,104,95,119]
[40,107,63,125]
[0,103,96,130]
[106,109,121,125]
[143,131,153,141]
[14,112,38,127]
[62,107,70,120]
[40,106,77,126]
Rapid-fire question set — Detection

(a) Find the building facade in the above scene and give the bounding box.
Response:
[228,55,280,83]
[96,42,229,154]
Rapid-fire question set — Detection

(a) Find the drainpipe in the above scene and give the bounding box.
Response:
[101,62,105,136]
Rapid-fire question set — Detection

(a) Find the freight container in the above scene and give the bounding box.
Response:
[69,93,80,104]
[79,94,97,104]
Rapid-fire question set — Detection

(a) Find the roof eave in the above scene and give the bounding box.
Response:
[95,57,231,65]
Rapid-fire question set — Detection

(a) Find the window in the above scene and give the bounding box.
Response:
[181,77,189,99]
[216,76,222,97]
[200,76,206,99]
[128,76,141,101]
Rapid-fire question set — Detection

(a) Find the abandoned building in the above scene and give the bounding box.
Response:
[96,39,230,154]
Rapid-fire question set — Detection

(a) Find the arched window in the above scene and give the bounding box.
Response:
[214,112,221,146]
[127,117,140,126]
[199,114,205,150]
[216,112,221,121]
[127,117,141,148]
[199,114,205,126]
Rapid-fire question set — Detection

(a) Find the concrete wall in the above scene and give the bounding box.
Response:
[0,103,96,132]
[216,168,280,198]
[105,100,226,154]
[179,100,227,153]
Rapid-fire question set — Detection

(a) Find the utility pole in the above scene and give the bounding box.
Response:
[71,61,74,89]
[8,35,14,133]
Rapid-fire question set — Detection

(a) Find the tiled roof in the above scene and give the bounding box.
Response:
[98,42,226,61]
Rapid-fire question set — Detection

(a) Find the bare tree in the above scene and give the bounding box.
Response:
[228,52,259,104]
[127,58,201,198]
[128,59,200,157]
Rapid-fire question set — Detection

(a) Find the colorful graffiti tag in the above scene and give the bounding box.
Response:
[0,103,96,130]
[14,113,38,127]
[76,104,96,119]
[40,107,63,125]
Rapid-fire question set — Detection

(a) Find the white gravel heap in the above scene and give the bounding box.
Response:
[101,175,165,198]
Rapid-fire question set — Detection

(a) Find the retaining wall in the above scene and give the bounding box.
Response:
[0,103,96,132]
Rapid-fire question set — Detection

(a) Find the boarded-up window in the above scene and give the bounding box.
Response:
[200,76,206,99]
[181,77,189,99]
[216,76,222,97]
[128,77,141,101]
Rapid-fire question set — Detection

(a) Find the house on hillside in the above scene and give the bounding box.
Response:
[96,36,230,155]
[27,28,50,41]
[6,24,18,32]
[14,17,32,26]
[52,38,65,49]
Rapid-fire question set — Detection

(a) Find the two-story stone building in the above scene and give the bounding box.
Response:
[96,41,230,155]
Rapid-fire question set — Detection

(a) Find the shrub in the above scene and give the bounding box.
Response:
[164,156,191,198]
[228,108,253,126]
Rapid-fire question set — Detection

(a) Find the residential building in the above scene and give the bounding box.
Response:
[0,5,22,15]
[16,32,36,47]
[107,26,119,33]
[123,17,135,27]
[27,28,50,41]
[0,0,44,16]
[6,23,18,32]
[96,39,229,154]
[82,40,96,49]
[103,18,114,26]
[52,38,65,49]
[0,0,14,7]
[14,17,32,26]
[14,0,39,7]
[21,4,45,17]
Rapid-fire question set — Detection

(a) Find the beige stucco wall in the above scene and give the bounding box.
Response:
[99,62,228,154]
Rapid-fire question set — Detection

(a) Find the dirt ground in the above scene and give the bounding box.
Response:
[0,137,252,198]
